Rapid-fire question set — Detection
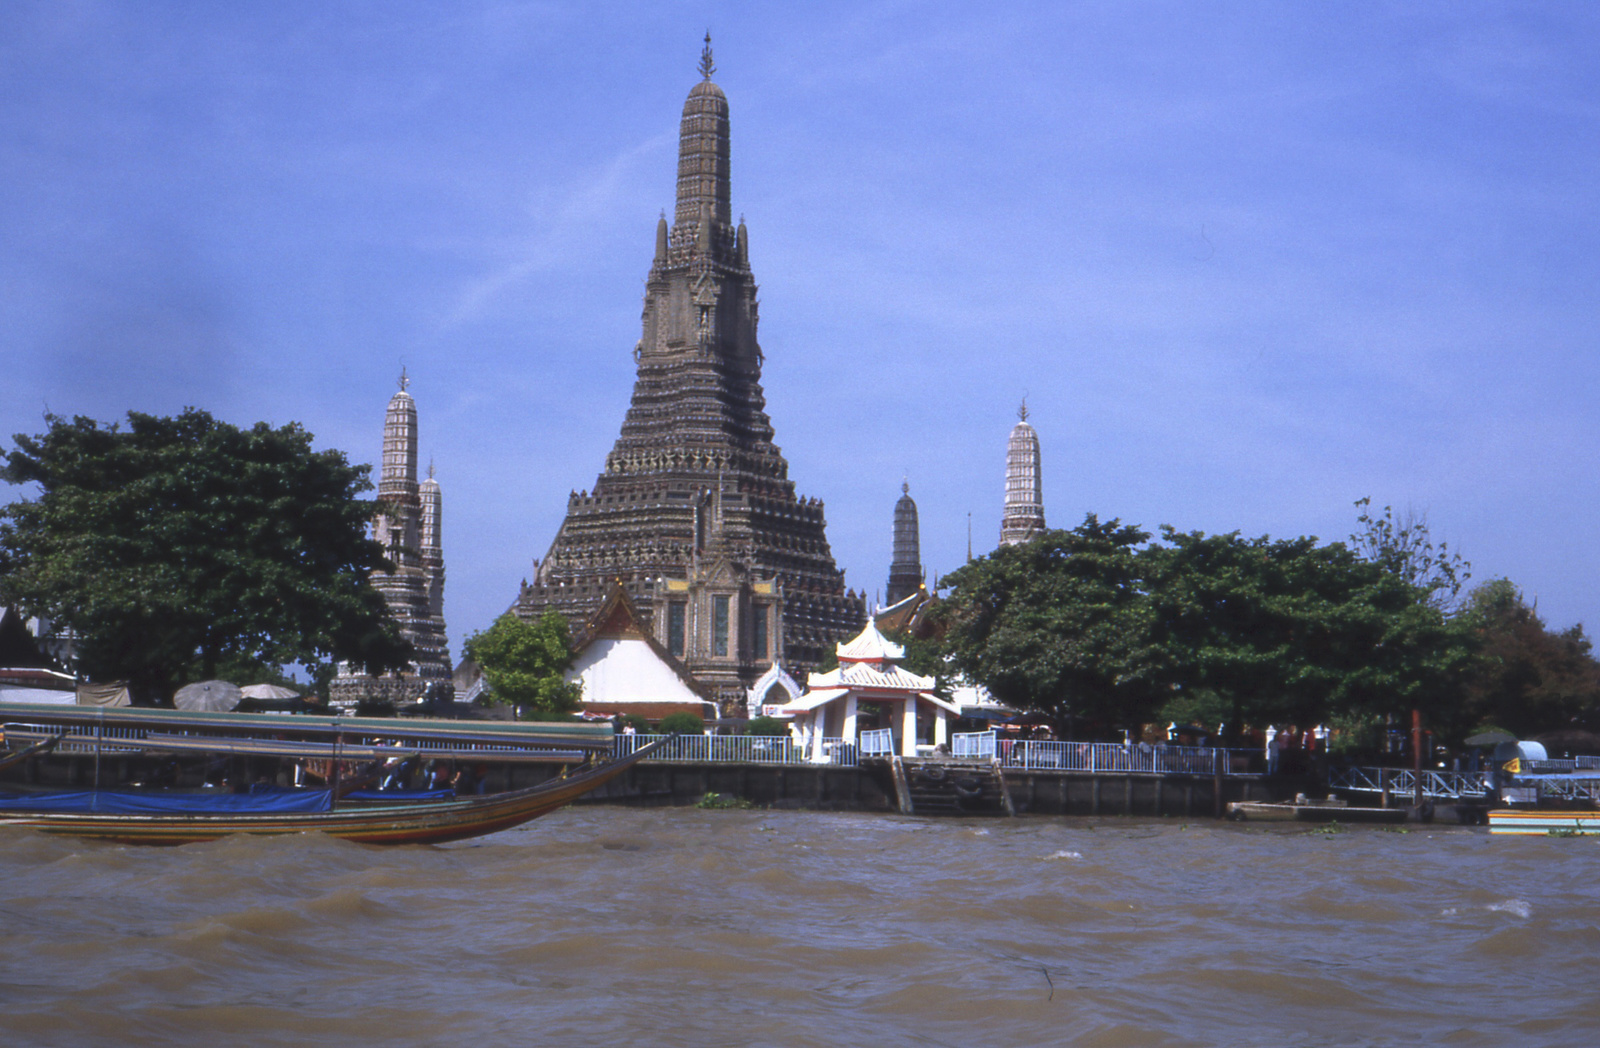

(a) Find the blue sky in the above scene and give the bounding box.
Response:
[3,1,1598,657]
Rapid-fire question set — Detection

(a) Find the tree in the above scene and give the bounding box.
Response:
[659,711,705,734]
[1350,498,1470,612]
[935,516,1159,734]
[1456,579,1600,738]
[0,409,410,701]
[463,611,582,718]
[1142,527,1471,738]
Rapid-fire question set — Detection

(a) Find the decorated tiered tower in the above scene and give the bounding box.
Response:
[999,401,1046,546]
[511,38,865,711]
[886,482,924,606]
[332,373,453,708]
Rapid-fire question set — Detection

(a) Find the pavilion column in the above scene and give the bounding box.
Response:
[811,711,827,762]
[843,694,858,742]
[934,707,949,747]
[900,698,917,757]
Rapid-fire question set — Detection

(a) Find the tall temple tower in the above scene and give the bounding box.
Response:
[886,482,924,606]
[999,402,1046,546]
[332,373,453,708]
[510,38,865,712]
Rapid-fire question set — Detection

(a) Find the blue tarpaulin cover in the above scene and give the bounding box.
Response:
[343,789,456,802]
[0,789,334,814]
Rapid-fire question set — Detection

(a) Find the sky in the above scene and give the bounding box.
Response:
[2,1,1598,658]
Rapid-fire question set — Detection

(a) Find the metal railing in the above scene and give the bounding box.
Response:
[613,733,858,767]
[999,739,1230,776]
[858,729,895,757]
[952,730,997,759]
[1328,766,1492,800]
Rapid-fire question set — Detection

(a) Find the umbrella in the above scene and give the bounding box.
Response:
[174,680,242,712]
[240,683,300,700]
[1464,730,1516,747]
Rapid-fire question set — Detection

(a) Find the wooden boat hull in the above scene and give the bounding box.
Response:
[1487,809,1600,836]
[1227,801,1409,824]
[0,737,664,846]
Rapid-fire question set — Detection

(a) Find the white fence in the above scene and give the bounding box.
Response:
[614,733,858,767]
[1000,738,1230,776]
[952,730,997,759]
[858,728,896,757]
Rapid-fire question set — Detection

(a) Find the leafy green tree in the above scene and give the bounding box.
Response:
[0,409,410,701]
[1350,497,1471,612]
[936,516,1159,734]
[744,716,790,736]
[1142,527,1471,738]
[658,711,705,734]
[1456,579,1600,738]
[464,611,582,718]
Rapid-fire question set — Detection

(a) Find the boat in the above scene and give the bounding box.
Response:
[0,735,669,846]
[1226,797,1409,824]
[1486,809,1600,836]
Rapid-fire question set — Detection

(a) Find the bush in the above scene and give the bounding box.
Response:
[744,716,790,737]
[658,711,705,735]
[696,791,753,810]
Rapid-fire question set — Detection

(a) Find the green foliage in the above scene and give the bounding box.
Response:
[1143,527,1472,735]
[619,713,651,733]
[935,513,1474,739]
[936,516,1157,733]
[0,409,410,700]
[744,716,790,736]
[885,627,952,696]
[1455,578,1600,738]
[658,711,705,735]
[463,611,582,717]
[1351,498,1471,612]
[696,791,753,810]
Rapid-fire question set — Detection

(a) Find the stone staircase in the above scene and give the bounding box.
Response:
[889,756,1015,816]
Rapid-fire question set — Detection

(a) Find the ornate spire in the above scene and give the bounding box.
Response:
[399,366,410,393]
[1000,407,1045,546]
[699,31,715,80]
[1018,397,1028,422]
[888,480,923,605]
[675,34,731,230]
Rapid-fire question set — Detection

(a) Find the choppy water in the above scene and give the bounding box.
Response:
[1,809,1597,1047]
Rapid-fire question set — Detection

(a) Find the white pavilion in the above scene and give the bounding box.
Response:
[785,621,960,760]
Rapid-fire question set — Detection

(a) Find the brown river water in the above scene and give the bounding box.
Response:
[1,808,1596,1047]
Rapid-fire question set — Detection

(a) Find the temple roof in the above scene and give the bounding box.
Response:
[834,620,904,663]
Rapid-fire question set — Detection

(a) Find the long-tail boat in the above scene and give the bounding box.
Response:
[0,702,666,845]
[0,735,667,846]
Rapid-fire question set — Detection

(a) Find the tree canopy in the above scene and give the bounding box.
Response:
[1455,578,1600,738]
[936,514,1473,739]
[0,409,411,700]
[464,611,582,719]
[935,517,1159,732]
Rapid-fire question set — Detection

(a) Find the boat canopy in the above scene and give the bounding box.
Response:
[0,789,335,815]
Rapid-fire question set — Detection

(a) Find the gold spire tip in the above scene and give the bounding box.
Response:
[699,31,716,80]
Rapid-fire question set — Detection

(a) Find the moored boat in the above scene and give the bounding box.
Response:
[0,735,668,846]
[1486,809,1600,836]
[1227,797,1409,824]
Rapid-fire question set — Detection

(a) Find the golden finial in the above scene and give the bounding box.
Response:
[699,31,716,80]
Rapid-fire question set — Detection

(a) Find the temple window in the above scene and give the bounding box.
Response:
[712,595,730,657]
[752,604,768,660]
[668,602,686,658]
